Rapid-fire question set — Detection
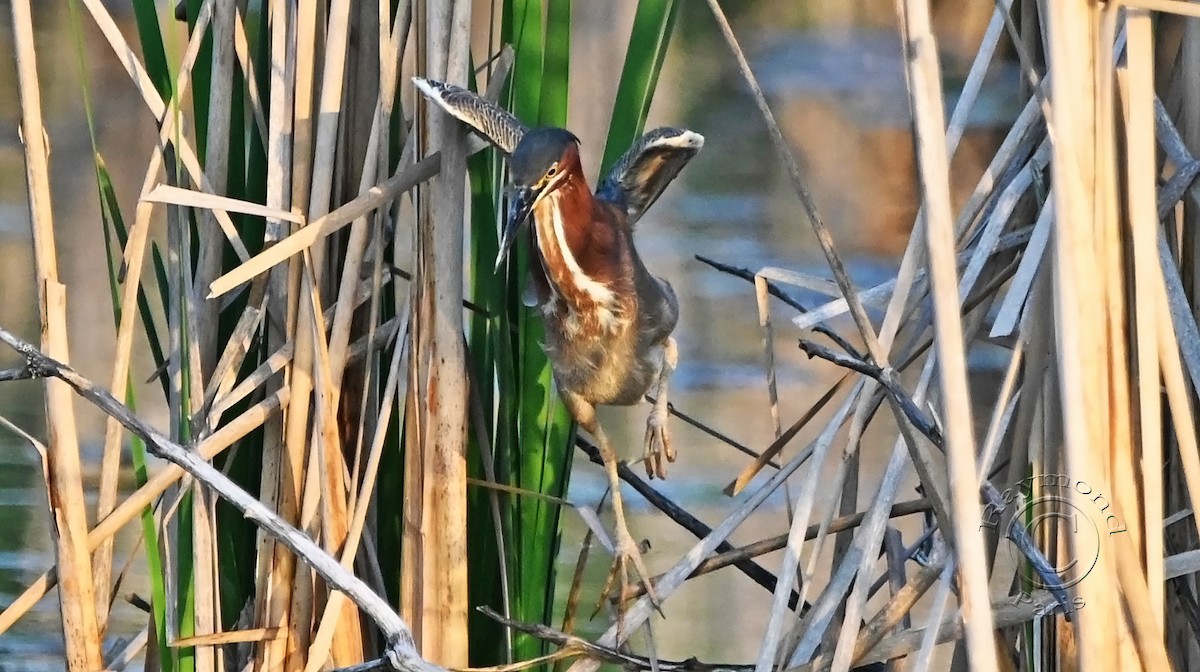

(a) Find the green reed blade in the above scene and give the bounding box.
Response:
[98,169,175,672]
[601,0,680,174]
[502,0,579,664]
[538,0,570,127]
[130,0,173,100]
[69,3,173,665]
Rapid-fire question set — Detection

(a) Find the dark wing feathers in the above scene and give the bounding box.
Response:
[412,77,527,155]
[596,127,704,225]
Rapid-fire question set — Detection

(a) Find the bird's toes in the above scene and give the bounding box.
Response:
[616,532,660,612]
[643,419,673,479]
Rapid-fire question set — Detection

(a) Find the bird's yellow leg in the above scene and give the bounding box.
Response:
[561,390,660,613]
[644,337,678,479]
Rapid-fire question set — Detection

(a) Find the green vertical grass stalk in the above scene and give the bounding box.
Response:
[68,2,174,666]
[601,0,680,173]
[130,0,173,100]
[464,64,509,664]
[210,6,265,631]
[462,0,683,667]
[98,165,174,672]
[501,0,578,665]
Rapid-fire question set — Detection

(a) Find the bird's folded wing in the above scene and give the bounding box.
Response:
[595,127,704,226]
[412,77,528,154]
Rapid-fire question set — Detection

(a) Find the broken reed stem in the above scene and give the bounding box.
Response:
[1123,8,1166,626]
[0,326,439,672]
[79,0,251,262]
[577,437,802,609]
[631,498,933,602]
[0,388,288,636]
[1044,3,1130,670]
[698,5,959,670]
[563,390,860,672]
[207,135,488,299]
[90,0,218,635]
[8,0,103,666]
[898,4,997,672]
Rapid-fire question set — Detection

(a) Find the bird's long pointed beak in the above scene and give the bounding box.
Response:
[496,186,536,272]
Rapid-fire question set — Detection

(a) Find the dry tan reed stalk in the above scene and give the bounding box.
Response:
[90,2,224,633]
[1044,3,1128,670]
[196,0,237,374]
[192,9,236,654]
[707,6,959,565]
[316,3,399,667]
[207,135,488,299]
[563,393,859,672]
[786,433,911,667]
[630,499,933,592]
[803,560,944,672]
[310,298,365,666]
[739,7,1022,667]
[252,12,296,660]
[212,279,397,420]
[306,302,411,671]
[756,384,862,672]
[324,4,407,394]
[310,31,402,663]
[791,293,1008,668]
[232,6,270,142]
[777,61,1040,667]
[1099,13,1147,672]
[173,628,281,647]
[270,1,359,663]
[80,0,251,261]
[8,0,103,665]
[0,327,443,672]
[724,374,849,496]
[145,186,303,223]
[790,148,1032,669]
[255,1,330,665]
[200,287,266,427]
[816,588,1062,671]
[897,4,997,672]
[696,5,966,669]
[402,0,472,664]
[1125,0,1200,20]
[1122,10,1167,626]
[0,388,288,637]
[753,273,784,469]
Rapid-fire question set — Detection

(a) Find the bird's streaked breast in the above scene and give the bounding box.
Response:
[533,191,622,335]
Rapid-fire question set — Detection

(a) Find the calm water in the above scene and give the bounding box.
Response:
[0,3,1013,668]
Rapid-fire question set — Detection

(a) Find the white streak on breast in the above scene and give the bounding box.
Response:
[534,193,620,333]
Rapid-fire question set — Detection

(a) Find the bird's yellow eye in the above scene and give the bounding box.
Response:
[546,164,559,178]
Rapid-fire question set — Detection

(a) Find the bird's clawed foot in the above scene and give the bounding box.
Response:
[595,524,660,619]
[643,409,675,479]
[643,337,679,479]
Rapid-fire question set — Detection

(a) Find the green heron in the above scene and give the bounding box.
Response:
[414,78,702,605]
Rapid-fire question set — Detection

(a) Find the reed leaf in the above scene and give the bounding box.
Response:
[69,1,173,664]
[601,0,679,173]
[130,0,173,100]
[97,164,174,671]
[465,68,508,662]
[461,2,685,667]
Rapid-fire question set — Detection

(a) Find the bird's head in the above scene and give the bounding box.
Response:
[496,128,581,271]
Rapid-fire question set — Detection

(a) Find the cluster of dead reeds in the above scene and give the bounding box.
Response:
[703,1,1200,670]
[5,0,1200,671]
